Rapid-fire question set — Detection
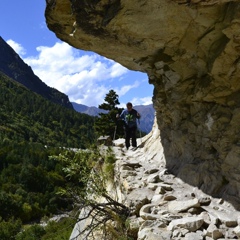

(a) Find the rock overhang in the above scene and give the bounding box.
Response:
[45,0,240,208]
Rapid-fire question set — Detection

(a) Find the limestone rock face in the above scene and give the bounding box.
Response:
[45,1,240,205]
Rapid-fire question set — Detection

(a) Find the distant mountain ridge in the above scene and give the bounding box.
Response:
[72,102,155,134]
[0,36,72,109]
[71,102,107,116]
[134,104,155,134]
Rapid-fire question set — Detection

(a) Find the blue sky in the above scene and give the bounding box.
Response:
[0,0,153,107]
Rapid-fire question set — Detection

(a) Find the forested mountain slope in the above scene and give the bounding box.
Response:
[0,36,72,109]
[0,71,97,238]
[0,71,95,148]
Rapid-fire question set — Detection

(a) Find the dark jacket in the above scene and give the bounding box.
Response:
[120,109,140,128]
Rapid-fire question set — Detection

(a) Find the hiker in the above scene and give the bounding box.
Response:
[116,102,140,150]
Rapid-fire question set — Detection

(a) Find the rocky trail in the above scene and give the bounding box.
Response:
[70,120,240,240]
[46,2,240,221]
[112,130,240,240]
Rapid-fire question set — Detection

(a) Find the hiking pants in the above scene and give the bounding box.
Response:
[125,126,137,148]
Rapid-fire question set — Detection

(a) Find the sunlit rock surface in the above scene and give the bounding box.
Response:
[45,0,240,208]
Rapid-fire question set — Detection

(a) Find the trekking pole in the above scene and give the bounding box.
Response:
[138,119,142,144]
[113,125,117,145]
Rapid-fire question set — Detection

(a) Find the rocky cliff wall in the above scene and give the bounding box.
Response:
[45,0,240,208]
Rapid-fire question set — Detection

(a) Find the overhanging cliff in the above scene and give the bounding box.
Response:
[45,0,240,207]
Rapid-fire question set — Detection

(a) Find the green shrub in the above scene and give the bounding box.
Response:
[0,217,22,240]
[16,224,46,240]
[52,147,131,240]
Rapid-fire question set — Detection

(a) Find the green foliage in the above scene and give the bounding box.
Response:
[0,217,22,240]
[0,72,99,238]
[0,72,96,148]
[52,148,131,239]
[15,217,75,240]
[16,224,46,240]
[99,89,120,110]
[94,89,124,139]
[0,73,133,239]
[41,218,76,240]
[104,147,117,164]
[103,148,117,180]
[51,148,101,199]
[0,142,74,224]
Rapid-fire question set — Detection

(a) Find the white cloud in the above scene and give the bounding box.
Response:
[110,62,128,78]
[130,97,153,106]
[7,39,26,56]
[22,42,130,106]
[116,81,140,96]
[118,96,152,108]
[7,40,152,107]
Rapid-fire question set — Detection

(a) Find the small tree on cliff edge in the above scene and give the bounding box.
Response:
[94,90,124,139]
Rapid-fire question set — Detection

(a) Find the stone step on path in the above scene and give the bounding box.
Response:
[112,139,240,240]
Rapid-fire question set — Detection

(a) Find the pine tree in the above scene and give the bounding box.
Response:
[94,90,124,139]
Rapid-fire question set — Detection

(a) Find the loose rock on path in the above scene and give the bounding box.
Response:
[113,135,240,240]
